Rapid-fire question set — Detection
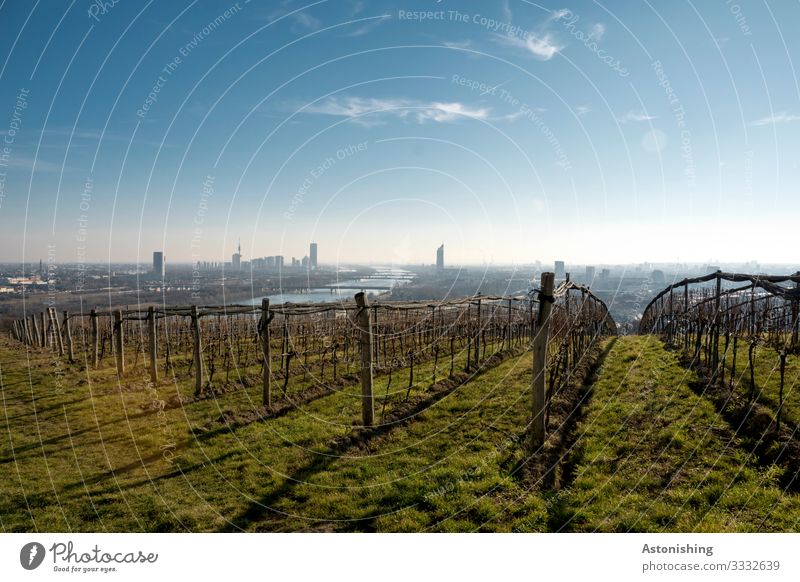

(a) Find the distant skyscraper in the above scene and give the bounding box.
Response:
[585,265,596,283]
[436,244,444,270]
[275,255,284,268]
[232,239,242,271]
[309,242,318,269]
[554,260,565,280]
[153,251,165,277]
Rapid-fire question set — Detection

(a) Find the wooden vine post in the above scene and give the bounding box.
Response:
[192,305,203,396]
[90,309,99,367]
[260,298,272,407]
[712,272,722,373]
[792,272,800,348]
[531,272,555,449]
[39,311,46,347]
[50,307,64,356]
[474,297,482,365]
[63,310,75,363]
[30,314,40,347]
[113,309,125,377]
[355,292,375,427]
[147,306,158,384]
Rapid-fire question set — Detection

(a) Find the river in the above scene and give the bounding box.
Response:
[246,267,414,305]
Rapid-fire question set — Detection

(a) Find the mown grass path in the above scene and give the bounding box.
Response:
[560,336,800,532]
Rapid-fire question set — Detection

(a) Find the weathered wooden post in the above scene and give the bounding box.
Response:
[355,292,374,427]
[113,310,124,376]
[507,298,512,351]
[777,349,787,431]
[531,272,555,449]
[30,314,40,347]
[474,297,482,365]
[192,305,203,396]
[50,307,65,356]
[39,311,46,347]
[712,272,722,373]
[260,298,272,407]
[792,272,800,347]
[147,306,158,384]
[90,309,99,368]
[63,311,75,363]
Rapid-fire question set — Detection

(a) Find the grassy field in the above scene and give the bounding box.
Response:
[2,334,799,532]
[561,336,800,532]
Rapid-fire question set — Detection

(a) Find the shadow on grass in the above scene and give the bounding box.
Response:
[216,348,523,532]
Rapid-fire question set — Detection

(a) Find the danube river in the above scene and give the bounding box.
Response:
[246,267,414,305]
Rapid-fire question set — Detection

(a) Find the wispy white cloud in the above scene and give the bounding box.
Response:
[526,33,563,60]
[301,96,491,124]
[751,112,800,126]
[576,105,591,116]
[0,156,64,173]
[590,23,605,40]
[493,32,563,61]
[292,11,320,30]
[619,110,656,123]
[549,8,571,22]
[264,1,322,31]
[442,40,474,50]
[344,15,391,37]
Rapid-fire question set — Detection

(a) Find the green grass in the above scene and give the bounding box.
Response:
[2,335,799,532]
[561,336,800,532]
[0,336,525,531]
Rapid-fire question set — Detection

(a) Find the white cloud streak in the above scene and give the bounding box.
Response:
[751,112,800,126]
[301,96,491,124]
[619,110,656,123]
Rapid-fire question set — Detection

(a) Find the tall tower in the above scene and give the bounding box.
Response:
[232,239,242,271]
[309,242,318,269]
[436,244,444,270]
[554,260,565,280]
[153,251,165,277]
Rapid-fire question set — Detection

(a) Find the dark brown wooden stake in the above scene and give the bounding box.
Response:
[147,306,158,384]
[261,298,272,407]
[531,272,555,449]
[90,309,99,368]
[192,305,203,396]
[113,310,124,377]
[355,292,374,427]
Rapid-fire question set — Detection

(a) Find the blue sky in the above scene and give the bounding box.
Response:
[0,0,798,266]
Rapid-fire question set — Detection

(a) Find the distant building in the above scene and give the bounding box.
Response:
[302,256,309,268]
[585,265,596,283]
[651,269,665,286]
[554,261,565,280]
[310,243,318,269]
[153,251,165,277]
[232,240,242,271]
[599,268,611,286]
[436,244,444,270]
[275,255,284,269]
